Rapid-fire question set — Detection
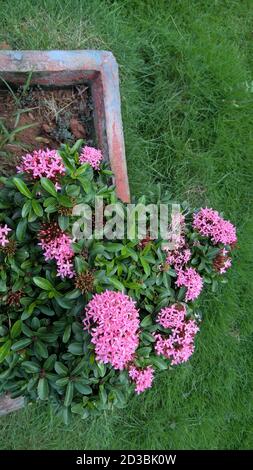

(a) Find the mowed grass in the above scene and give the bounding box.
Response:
[0,0,253,450]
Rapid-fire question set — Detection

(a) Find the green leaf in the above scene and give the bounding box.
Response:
[207,247,221,259]
[55,296,73,310]
[55,361,68,376]
[32,199,43,217]
[151,356,168,370]
[68,342,83,355]
[63,325,72,344]
[13,177,32,199]
[177,287,186,301]
[10,320,22,339]
[44,354,56,371]
[104,242,124,252]
[212,280,218,293]
[56,377,69,387]
[71,402,85,415]
[11,338,32,351]
[70,139,84,154]
[123,246,138,261]
[141,331,155,343]
[37,377,49,400]
[22,200,32,218]
[44,196,57,207]
[74,256,86,274]
[39,305,54,316]
[21,301,37,320]
[108,277,125,291]
[0,280,7,293]
[40,177,57,197]
[0,340,11,363]
[12,278,24,292]
[71,358,87,376]
[140,314,153,328]
[74,382,92,395]
[45,204,57,214]
[57,195,73,207]
[99,385,107,405]
[58,215,69,231]
[16,219,27,241]
[137,346,152,357]
[64,381,74,407]
[33,277,55,291]
[27,377,38,392]
[114,388,126,406]
[27,209,37,222]
[162,272,169,288]
[75,165,90,177]
[97,362,106,377]
[22,361,40,373]
[66,184,80,197]
[65,289,82,300]
[140,256,151,276]
[77,176,91,193]
[35,340,48,359]
[62,406,71,425]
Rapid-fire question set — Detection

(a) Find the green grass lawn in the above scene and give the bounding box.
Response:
[0,0,253,450]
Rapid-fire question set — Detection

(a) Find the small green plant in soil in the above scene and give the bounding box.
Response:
[0,76,95,176]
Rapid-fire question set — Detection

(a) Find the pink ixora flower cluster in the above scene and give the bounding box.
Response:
[154,304,199,365]
[17,149,65,183]
[38,224,74,279]
[193,207,237,245]
[79,146,103,170]
[84,291,140,370]
[128,365,154,394]
[176,267,203,302]
[166,235,191,272]
[0,224,11,247]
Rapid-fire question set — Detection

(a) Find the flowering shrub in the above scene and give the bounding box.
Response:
[0,141,237,423]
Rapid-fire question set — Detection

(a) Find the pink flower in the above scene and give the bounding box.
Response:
[0,224,12,247]
[154,304,199,365]
[157,303,186,329]
[79,146,103,170]
[38,225,74,279]
[84,291,140,370]
[176,267,203,302]
[166,235,191,272]
[128,365,154,394]
[17,149,65,181]
[193,207,237,245]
